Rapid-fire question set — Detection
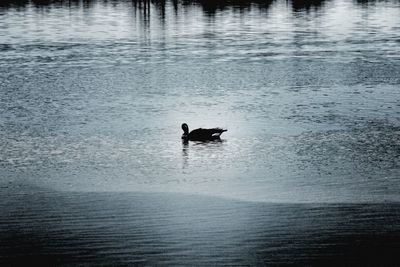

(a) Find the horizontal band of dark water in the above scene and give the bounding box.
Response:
[1,185,400,266]
[0,0,337,11]
[0,0,394,18]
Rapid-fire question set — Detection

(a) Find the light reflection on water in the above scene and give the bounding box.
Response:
[0,0,400,203]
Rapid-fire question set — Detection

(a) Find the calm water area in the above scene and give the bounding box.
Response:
[1,0,400,265]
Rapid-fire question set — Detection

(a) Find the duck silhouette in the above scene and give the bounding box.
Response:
[181,123,227,141]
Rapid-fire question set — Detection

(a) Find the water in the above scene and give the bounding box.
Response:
[1,0,399,202]
[2,187,400,266]
[1,0,400,264]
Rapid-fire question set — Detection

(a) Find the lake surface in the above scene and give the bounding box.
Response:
[1,0,400,265]
[2,187,400,266]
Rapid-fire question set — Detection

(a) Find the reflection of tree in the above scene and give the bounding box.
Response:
[133,0,151,28]
[0,0,329,14]
[154,0,166,21]
[181,0,275,15]
[0,0,386,12]
[0,0,277,13]
[290,0,326,12]
[0,0,96,9]
[0,0,28,8]
[353,0,382,7]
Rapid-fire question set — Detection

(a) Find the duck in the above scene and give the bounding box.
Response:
[181,123,227,141]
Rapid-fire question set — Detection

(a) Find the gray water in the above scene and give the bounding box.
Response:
[2,187,400,266]
[1,0,399,203]
[1,0,400,265]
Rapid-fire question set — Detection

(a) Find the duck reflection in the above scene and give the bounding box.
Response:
[181,138,225,170]
[182,139,189,169]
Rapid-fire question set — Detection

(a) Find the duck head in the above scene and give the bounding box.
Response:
[181,123,189,137]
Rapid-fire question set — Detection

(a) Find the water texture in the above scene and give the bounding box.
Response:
[0,0,400,264]
[1,187,400,266]
[1,0,399,202]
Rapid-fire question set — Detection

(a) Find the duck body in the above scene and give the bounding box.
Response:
[181,123,227,141]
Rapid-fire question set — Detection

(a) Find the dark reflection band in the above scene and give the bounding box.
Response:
[0,0,330,14]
